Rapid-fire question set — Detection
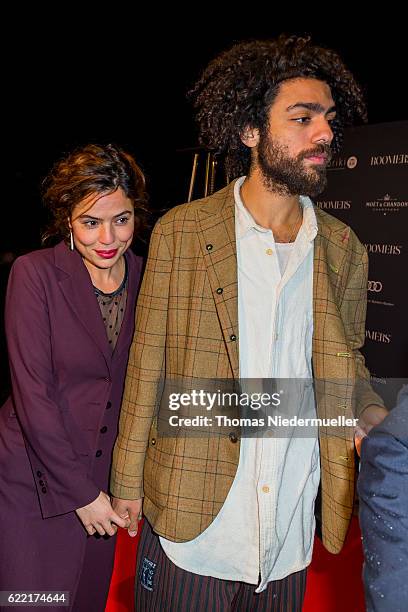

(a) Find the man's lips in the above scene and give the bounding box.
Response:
[304,154,328,165]
[95,249,118,259]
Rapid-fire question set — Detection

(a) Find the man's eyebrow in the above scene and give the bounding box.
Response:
[286,102,337,114]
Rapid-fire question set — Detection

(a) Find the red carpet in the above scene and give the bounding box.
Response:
[105,517,365,611]
[302,518,365,612]
[105,522,142,612]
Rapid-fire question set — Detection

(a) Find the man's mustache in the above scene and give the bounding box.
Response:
[300,144,332,162]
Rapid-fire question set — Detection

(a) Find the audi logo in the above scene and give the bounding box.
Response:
[368,281,383,292]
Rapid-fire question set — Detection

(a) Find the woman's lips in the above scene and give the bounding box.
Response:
[94,249,118,259]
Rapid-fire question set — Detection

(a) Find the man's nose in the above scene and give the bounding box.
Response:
[312,117,334,146]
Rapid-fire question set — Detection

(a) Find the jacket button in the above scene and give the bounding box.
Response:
[229,432,238,443]
[37,471,42,477]
[41,487,47,494]
[96,450,102,457]
[151,438,156,446]
[206,244,213,251]
[106,401,112,410]
[100,426,108,433]
[216,287,223,294]
[39,480,45,486]
[230,334,237,341]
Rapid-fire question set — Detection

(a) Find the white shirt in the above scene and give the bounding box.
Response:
[160,177,320,590]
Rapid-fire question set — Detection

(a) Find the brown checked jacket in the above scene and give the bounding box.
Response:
[111,180,383,554]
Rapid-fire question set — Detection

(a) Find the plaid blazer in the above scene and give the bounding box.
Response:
[111,180,383,554]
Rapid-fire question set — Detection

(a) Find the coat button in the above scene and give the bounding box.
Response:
[151,438,156,446]
[100,426,107,433]
[106,401,112,410]
[230,334,237,341]
[37,471,42,477]
[96,450,102,457]
[39,480,44,486]
[41,487,47,494]
[216,287,223,294]
[229,432,238,443]
[206,244,213,251]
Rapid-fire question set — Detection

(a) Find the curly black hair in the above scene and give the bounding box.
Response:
[189,34,367,179]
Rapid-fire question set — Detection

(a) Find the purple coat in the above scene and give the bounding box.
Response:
[0,241,142,611]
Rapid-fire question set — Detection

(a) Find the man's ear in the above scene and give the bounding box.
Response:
[240,126,260,148]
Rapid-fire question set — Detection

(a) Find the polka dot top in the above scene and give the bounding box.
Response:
[93,259,128,351]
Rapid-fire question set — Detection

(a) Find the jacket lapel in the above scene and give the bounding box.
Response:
[312,210,356,382]
[54,241,112,370]
[196,183,239,377]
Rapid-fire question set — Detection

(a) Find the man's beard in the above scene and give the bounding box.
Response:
[257,132,332,197]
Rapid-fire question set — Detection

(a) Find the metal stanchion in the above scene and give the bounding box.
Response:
[187,153,199,203]
[177,147,221,201]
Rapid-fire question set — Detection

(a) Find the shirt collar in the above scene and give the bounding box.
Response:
[234,176,318,242]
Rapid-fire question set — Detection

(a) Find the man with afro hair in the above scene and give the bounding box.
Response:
[111,34,386,611]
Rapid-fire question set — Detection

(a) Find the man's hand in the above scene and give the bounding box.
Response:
[76,491,129,536]
[357,404,388,435]
[112,497,143,537]
[355,404,389,454]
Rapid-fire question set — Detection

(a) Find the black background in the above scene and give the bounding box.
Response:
[2,14,406,400]
[6,15,407,252]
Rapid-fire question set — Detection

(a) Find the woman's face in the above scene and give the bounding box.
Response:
[70,188,135,273]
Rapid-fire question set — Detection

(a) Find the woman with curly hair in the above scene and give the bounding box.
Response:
[0,144,149,610]
[112,35,385,611]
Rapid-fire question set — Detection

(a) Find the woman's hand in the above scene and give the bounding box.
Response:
[76,491,129,536]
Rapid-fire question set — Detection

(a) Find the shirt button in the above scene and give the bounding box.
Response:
[265,248,273,255]
[206,244,213,251]
[262,485,270,493]
[37,471,42,477]
[106,401,112,410]
[230,334,237,342]
[216,287,223,294]
[41,487,47,494]
[95,450,102,457]
[151,438,156,446]
[229,432,238,443]
[39,480,45,486]
[100,426,108,433]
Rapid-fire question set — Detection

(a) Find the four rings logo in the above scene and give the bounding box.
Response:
[368,281,383,293]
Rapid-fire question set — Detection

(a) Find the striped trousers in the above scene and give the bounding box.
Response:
[135,521,307,611]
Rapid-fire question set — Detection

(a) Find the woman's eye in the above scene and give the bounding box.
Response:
[116,216,129,224]
[83,219,99,228]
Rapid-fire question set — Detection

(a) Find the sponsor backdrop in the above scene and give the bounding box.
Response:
[316,121,408,406]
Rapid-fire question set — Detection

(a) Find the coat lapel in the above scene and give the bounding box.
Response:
[312,210,356,383]
[196,183,239,377]
[54,241,112,370]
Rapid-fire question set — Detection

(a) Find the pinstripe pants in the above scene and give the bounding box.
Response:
[135,521,307,611]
